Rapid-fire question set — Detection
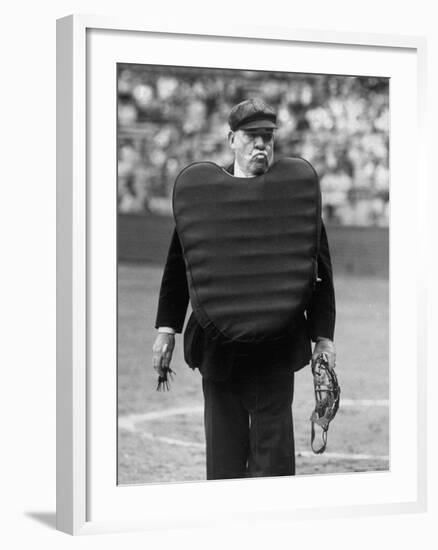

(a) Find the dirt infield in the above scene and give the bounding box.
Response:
[117,264,389,485]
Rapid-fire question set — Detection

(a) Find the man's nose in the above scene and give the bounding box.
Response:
[253,136,265,148]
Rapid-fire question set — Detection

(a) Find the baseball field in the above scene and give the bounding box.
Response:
[117,262,389,485]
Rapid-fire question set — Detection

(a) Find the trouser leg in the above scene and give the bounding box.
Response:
[202,376,249,480]
[245,368,295,477]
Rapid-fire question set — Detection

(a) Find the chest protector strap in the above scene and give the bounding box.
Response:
[173,158,321,343]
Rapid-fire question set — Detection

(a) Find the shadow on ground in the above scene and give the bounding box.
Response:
[25,512,57,530]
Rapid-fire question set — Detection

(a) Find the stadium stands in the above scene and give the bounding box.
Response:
[117,65,389,227]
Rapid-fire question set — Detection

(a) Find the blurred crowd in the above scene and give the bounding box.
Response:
[118,65,389,226]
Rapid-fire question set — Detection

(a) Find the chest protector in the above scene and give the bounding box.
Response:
[173,158,321,343]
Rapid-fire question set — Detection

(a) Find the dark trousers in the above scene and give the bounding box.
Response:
[202,359,295,480]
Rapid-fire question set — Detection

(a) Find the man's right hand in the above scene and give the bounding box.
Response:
[152,332,175,377]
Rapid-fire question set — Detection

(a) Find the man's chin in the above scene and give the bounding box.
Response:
[251,158,268,175]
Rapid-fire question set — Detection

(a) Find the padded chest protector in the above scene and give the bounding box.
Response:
[173,158,321,343]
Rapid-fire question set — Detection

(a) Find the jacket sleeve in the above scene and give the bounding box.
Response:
[154,228,189,333]
[306,221,336,341]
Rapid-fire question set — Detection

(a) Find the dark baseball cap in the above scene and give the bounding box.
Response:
[228,98,277,131]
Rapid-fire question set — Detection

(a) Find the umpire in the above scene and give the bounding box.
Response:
[152,98,336,480]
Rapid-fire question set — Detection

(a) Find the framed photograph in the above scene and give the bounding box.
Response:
[57,15,427,535]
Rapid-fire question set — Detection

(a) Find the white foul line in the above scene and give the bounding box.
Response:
[341,399,389,407]
[119,406,204,431]
[119,398,388,431]
[127,430,388,461]
[297,451,388,460]
[119,400,389,462]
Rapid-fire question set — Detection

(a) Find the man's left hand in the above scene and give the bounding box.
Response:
[312,337,336,370]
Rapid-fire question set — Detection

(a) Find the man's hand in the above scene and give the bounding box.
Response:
[312,337,336,370]
[152,332,175,378]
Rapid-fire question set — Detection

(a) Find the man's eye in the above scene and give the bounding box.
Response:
[245,133,273,141]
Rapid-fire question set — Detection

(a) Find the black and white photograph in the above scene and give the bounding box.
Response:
[0,0,433,543]
[117,63,389,484]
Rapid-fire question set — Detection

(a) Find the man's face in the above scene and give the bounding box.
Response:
[228,128,274,176]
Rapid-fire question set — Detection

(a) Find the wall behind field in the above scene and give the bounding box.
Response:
[118,213,389,278]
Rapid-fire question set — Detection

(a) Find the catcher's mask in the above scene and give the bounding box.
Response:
[310,352,340,454]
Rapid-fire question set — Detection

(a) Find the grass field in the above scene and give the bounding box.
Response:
[117,263,389,485]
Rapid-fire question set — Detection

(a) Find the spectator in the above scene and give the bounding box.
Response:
[117,67,389,226]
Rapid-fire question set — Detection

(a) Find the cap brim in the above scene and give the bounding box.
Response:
[238,119,277,130]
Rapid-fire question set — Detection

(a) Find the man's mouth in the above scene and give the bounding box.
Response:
[253,153,267,160]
